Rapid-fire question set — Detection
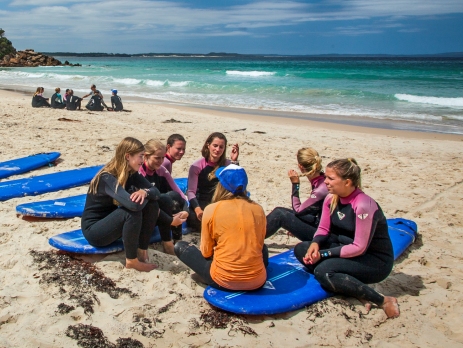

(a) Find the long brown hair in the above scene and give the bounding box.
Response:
[89,137,144,194]
[327,158,361,214]
[201,132,228,180]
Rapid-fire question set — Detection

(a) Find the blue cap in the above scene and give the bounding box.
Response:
[216,164,248,194]
[111,89,117,94]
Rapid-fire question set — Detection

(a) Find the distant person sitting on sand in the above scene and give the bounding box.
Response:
[31,87,50,108]
[110,89,124,111]
[139,139,189,255]
[81,137,160,272]
[63,89,70,103]
[293,158,400,319]
[175,165,268,290]
[50,87,66,109]
[85,90,105,111]
[83,84,108,109]
[266,147,328,242]
[162,134,186,174]
[66,90,82,111]
[187,132,239,232]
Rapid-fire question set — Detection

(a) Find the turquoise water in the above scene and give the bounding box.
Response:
[1,56,462,133]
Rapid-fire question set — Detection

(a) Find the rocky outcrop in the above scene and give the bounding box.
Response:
[0,49,80,67]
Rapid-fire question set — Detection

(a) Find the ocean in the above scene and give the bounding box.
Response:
[1,56,462,134]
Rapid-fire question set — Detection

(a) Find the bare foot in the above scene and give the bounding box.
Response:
[162,241,176,255]
[382,296,400,318]
[137,249,149,263]
[126,258,157,272]
[360,299,372,313]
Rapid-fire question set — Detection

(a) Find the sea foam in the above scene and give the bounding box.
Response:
[395,94,463,108]
[226,70,276,77]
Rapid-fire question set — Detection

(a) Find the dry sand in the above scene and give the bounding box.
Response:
[0,89,462,347]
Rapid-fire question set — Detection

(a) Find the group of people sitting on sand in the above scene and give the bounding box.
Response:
[31,84,124,111]
[81,133,400,319]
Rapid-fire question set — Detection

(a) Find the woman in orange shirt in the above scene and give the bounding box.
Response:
[175,164,268,290]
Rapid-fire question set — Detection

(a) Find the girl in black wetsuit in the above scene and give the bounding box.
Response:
[266,147,328,241]
[81,137,160,272]
[140,139,189,255]
[294,158,400,318]
[187,132,239,231]
[31,87,50,108]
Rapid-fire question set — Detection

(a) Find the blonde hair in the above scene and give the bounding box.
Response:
[144,139,165,157]
[89,137,144,194]
[212,182,251,204]
[297,148,322,177]
[33,87,41,96]
[327,158,362,214]
[55,87,60,93]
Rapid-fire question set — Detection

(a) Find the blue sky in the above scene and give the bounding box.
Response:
[1,0,463,54]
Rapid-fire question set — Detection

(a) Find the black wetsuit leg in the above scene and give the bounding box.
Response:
[187,199,209,232]
[157,194,175,242]
[266,207,317,241]
[294,242,393,306]
[175,241,269,289]
[166,191,185,241]
[83,200,158,259]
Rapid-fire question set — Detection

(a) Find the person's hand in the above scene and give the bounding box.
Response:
[171,215,187,227]
[303,243,320,265]
[230,143,239,161]
[288,169,300,184]
[130,189,147,204]
[174,211,189,220]
[195,207,203,221]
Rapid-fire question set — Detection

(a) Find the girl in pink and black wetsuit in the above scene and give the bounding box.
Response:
[294,158,400,319]
[161,134,186,174]
[266,147,328,241]
[140,139,189,255]
[187,132,239,231]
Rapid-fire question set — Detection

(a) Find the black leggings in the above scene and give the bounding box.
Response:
[266,207,317,241]
[174,241,269,290]
[83,200,159,259]
[187,199,209,232]
[157,191,185,242]
[294,242,394,306]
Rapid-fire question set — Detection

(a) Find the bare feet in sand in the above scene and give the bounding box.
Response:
[360,299,372,313]
[126,258,157,272]
[137,249,149,263]
[162,241,176,255]
[382,296,400,318]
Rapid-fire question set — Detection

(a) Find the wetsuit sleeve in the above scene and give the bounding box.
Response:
[311,195,333,245]
[292,182,328,213]
[187,160,202,210]
[338,197,379,258]
[320,195,380,259]
[160,166,187,201]
[129,172,160,200]
[100,173,148,212]
[162,157,173,174]
[200,204,216,258]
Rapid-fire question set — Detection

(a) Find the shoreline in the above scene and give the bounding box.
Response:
[2,86,462,141]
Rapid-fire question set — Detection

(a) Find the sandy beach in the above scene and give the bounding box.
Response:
[0,88,462,347]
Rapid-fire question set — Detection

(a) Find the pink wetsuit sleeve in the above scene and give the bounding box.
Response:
[292,182,328,213]
[339,196,379,258]
[159,166,187,200]
[311,195,333,244]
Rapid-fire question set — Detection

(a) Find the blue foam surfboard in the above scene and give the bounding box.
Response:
[203,218,417,315]
[0,165,103,202]
[48,223,190,254]
[16,178,188,218]
[0,152,61,180]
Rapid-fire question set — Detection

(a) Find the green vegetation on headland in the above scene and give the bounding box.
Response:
[0,29,16,60]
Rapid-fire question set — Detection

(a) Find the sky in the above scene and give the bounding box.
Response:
[1,0,463,55]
